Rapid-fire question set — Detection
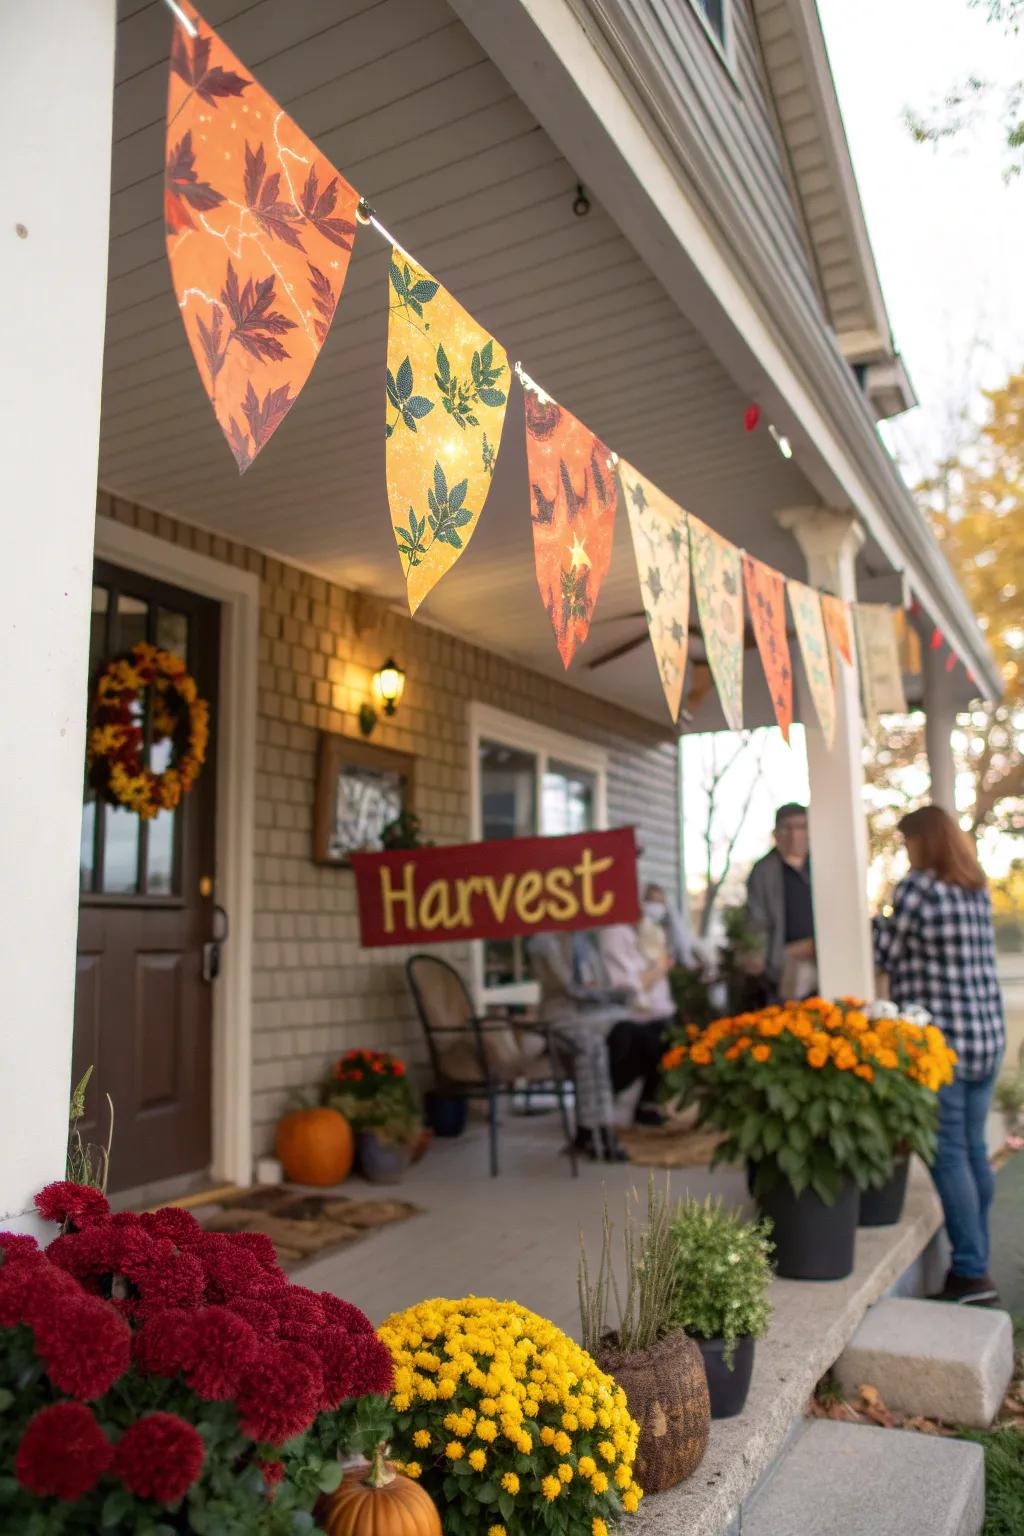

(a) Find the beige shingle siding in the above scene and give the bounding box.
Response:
[97,494,680,1154]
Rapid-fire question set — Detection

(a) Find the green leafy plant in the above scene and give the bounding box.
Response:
[668,964,716,1030]
[578,1176,679,1357]
[995,1042,1024,1128]
[322,1050,420,1145]
[669,1197,773,1366]
[661,1001,956,1204]
[379,809,429,851]
[65,1067,113,1194]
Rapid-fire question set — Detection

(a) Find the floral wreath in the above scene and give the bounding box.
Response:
[87,642,210,820]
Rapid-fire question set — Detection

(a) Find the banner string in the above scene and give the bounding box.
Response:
[161,0,198,37]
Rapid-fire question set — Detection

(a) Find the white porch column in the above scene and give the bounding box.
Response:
[0,0,116,1227]
[778,508,875,1000]
[923,644,958,811]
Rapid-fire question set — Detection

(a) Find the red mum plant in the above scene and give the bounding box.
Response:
[1,1183,396,1531]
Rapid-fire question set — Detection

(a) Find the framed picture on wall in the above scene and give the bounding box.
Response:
[313,734,415,866]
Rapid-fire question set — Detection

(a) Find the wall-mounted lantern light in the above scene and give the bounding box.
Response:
[359,658,406,736]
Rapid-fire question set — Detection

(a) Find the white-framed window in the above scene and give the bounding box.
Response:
[467,702,608,1008]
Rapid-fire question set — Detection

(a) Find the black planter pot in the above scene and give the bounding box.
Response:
[425,1092,468,1138]
[695,1334,755,1419]
[859,1157,910,1228]
[756,1174,858,1281]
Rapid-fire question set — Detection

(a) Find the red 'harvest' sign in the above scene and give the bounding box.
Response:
[351,828,640,949]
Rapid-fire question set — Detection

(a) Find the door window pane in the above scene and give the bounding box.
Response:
[117,593,148,652]
[543,761,596,835]
[147,811,176,895]
[103,805,140,895]
[156,607,188,662]
[81,586,110,893]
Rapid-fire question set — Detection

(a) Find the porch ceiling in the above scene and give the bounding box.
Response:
[101,0,827,731]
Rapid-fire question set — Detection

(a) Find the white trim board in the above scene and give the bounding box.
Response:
[93,518,259,1187]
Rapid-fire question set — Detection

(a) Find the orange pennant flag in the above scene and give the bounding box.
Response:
[821,593,854,668]
[742,554,793,741]
[523,383,618,668]
[165,5,359,470]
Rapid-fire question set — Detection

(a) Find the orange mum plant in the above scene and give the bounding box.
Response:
[660,999,956,1205]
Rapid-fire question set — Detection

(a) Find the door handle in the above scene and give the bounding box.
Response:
[203,905,229,984]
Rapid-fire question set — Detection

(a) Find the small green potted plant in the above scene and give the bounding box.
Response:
[669,1196,773,1418]
[322,1049,421,1184]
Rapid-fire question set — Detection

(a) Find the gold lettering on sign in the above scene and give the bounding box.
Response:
[481,873,517,924]
[513,869,545,923]
[575,848,615,917]
[380,862,417,934]
[420,878,457,930]
[544,866,580,921]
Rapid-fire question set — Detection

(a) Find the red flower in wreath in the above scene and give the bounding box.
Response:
[87,641,210,820]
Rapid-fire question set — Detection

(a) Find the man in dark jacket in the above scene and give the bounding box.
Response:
[744,803,816,1000]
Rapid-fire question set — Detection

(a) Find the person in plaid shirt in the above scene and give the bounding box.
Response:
[874,805,1006,1306]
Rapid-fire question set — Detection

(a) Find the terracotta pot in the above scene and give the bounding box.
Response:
[597,1329,710,1493]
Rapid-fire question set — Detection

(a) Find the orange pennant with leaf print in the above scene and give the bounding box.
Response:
[742,554,793,741]
[524,385,618,668]
[821,593,854,668]
[165,5,359,471]
[386,252,509,614]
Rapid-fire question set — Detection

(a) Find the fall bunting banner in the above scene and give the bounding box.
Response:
[523,385,618,669]
[742,553,793,741]
[385,251,509,614]
[787,579,836,749]
[688,517,744,730]
[616,459,690,721]
[165,5,359,471]
[854,602,908,720]
[160,11,924,737]
[820,593,854,669]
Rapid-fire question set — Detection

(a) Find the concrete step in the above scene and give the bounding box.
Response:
[742,1419,985,1536]
[835,1296,1014,1428]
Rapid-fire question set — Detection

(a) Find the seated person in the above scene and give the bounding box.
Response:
[527,930,642,1163]
[595,888,678,1126]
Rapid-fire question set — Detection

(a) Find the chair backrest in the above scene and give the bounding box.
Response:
[405,953,475,1077]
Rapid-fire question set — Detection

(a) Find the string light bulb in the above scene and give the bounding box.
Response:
[768,424,793,459]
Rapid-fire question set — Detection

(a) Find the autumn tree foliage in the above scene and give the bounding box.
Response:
[864,369,1024,854]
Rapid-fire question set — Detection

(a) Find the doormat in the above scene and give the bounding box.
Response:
[196,1188,422,1269]
[617,1121,725,1170]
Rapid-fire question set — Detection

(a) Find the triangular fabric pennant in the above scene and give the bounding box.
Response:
[854,603,908,719]
[165,5,359,471]
[821,593,854,668]
[616,459,690,721]
[892,607,923,676]
[523,386,618,668]
[688,517,744,730]
[742,554,793,741]
[787,579,836,748]
[386,251,509,614]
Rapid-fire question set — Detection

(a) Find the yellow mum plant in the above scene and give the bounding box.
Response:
[661,998,956,1203]
[377,1296,642,1534]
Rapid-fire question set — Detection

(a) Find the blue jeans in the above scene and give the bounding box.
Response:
[930,1071,999,1279]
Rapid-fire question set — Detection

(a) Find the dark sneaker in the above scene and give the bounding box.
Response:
[601,1129,630,1163]
[572,1127,603,1161]
[928,1272,1002,1307]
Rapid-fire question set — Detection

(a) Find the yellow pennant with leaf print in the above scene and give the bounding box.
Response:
[385,250,509,613]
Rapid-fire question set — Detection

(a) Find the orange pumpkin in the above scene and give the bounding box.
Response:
[317,1448,441,1536]
[274,1106,353,1186]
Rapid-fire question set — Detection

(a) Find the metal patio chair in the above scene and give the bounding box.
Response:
[405,953,579,1177]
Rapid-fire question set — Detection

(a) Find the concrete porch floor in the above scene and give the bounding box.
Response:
[296,1108,944,1536]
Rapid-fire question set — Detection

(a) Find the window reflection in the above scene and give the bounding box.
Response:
[543,761,595,836]
[103,805,139,895]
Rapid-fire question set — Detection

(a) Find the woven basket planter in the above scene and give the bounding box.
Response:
[597,1328,710,1493]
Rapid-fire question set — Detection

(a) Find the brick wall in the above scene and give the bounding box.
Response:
[96,494,680,1157]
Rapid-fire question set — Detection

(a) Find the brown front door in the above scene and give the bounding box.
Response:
[75,560,219,1193]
